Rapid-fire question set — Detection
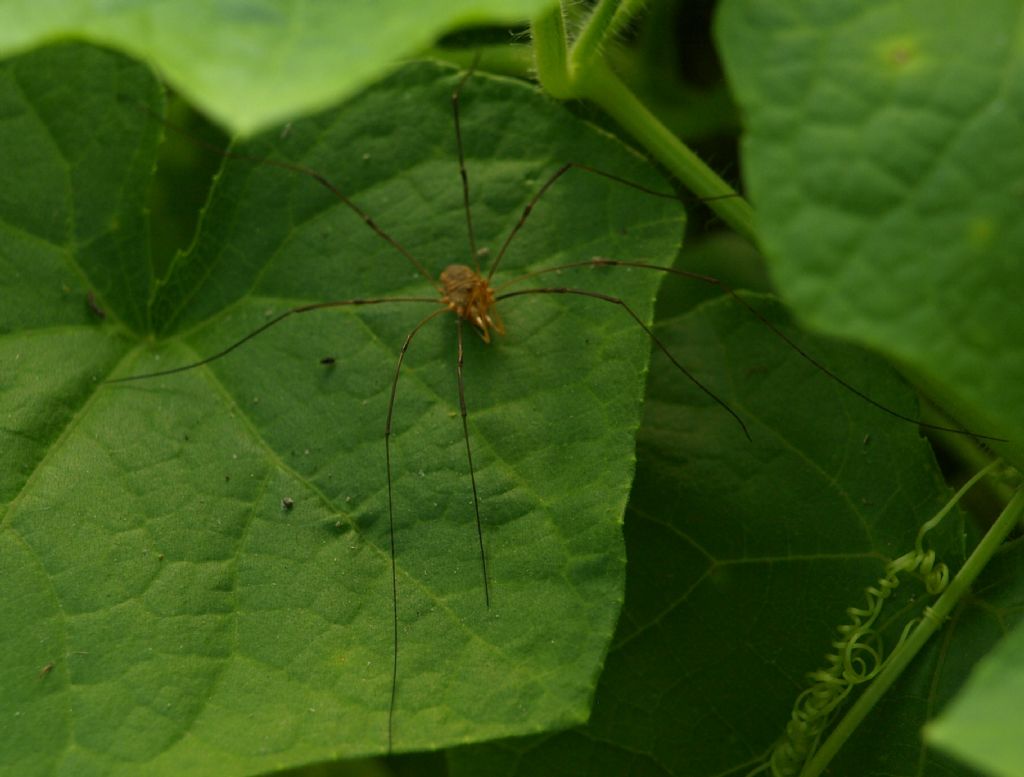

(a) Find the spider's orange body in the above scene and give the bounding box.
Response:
[440,264,505,343]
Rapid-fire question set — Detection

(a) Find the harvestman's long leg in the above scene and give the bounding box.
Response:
[455,319,491,606]
[485,162,723,282]
[497,259,1007,443]
[105,297,441,382]
[142,102,443,292]
[497,287,752,441]
[451,67,491,604]
[377,311,495,752]
[452,67,480,271]
[448,66,738,285]
[450,67,494,606]
[112,294,459,753]
[384,306,449,753]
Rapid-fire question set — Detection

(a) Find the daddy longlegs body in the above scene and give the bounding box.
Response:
[110,63,996,753]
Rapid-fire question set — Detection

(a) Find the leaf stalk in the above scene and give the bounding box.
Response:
[530,0,759,245]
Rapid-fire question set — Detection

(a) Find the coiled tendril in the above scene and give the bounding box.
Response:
[748,460,1002,777]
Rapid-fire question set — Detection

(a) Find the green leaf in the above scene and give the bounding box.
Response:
[1,43,682,773]
[449,282,1009,776]
[0,0,557,135]
[716,0,1024,465]
[926,542,1024,777]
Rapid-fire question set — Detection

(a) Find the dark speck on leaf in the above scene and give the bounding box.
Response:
[86,290,106,319]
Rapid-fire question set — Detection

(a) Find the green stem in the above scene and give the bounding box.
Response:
[531,4,758,244]
[800,486,1024,777]
[578,60,758,244]
[531,5,573,98]
[607,0,650,40]
[570,0,621,72]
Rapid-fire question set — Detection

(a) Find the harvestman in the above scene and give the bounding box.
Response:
[110,67,996,751]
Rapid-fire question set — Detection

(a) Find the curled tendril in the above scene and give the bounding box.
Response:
[750,460,1002,777]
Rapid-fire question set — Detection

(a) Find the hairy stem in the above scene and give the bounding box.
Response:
[579,59,757,243]
[570,0,621,72]
[531,5,759,245]
[532,5,573,98]
[607,0,651,39]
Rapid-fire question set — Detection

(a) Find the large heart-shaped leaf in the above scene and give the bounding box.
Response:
[1,43,682,774]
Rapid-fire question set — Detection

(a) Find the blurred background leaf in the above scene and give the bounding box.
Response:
[0,0,557,134]
[717,0,1024,467]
